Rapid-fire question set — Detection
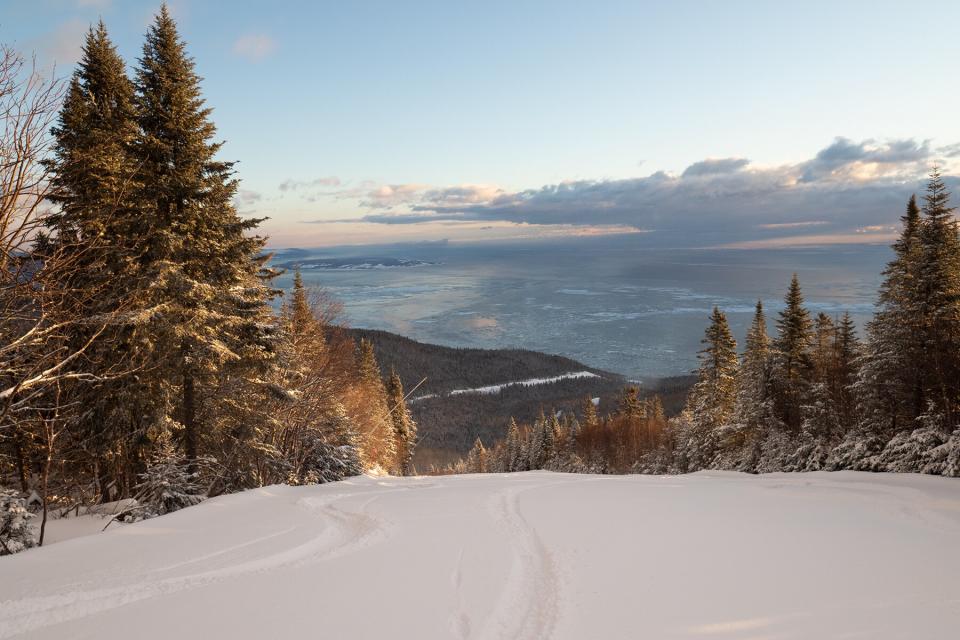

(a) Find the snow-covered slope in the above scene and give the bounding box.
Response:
[2,471,959,639]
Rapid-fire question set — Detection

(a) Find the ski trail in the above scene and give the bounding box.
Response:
[477,480,564,640]
[449,546,473,640]
[0,488,397,640]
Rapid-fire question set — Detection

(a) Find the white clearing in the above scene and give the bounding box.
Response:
[412,371,600,402]
[2,471,959,639]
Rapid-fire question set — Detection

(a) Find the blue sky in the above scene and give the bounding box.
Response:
[5,0,960,247]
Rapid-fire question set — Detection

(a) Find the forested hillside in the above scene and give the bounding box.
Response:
[350,328,685,469]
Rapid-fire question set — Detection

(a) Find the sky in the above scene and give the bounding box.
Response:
[5,0,960,249]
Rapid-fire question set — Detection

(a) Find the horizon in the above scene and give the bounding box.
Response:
[7,0,960,249]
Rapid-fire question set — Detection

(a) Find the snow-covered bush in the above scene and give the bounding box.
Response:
[869,426,949,473]
[134,432,206,517]
[922,429,960,477]
[288,406,363,485]
[0,489,36,555]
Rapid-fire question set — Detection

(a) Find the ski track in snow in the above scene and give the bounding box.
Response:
[3,472,960,639]
[477,479,564,640]
[0,487,404,640]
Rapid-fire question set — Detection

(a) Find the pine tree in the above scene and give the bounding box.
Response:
[728,300,778,468]
[682,306,738,469]
[527,410,554,470]
[132,5,280,472]
[386,369,417,475]
[134,429,205,517]
[915,168,960,428]
[833,312,861,433]
[270,271,361,486]
[647,395,665,423]
[353,339,396,469]
[810,313,836,383]
[43,21,148,497]
[772,275,813,432]
[0,490,35,555]
[581,396,599,428]
[505,418,524,472]
[618,386,645,420]
[857,196,924,436]
[466,437,488,473]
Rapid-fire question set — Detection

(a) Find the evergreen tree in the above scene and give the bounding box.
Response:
[134,429,205,517]
[647,395,665,423]
[386,369,417,475]
[505,418,524,472]
[354,339,396,468]
[466,437,488,473]
[772,275,813,432]
[43,21,148,497]
[0,490,35,555]
[810,313,836,383]
[527,410,553,469]
[833,312,861,432]
[132,5,279,471]
[729,300,777,468]
[269,271,361,486]
[618,386,645,420]
[915,168,960,428]
[581,396,599,428]
[682,307,738,468]
[857,196,924,436]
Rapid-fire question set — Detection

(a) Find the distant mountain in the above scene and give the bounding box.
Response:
[348,328,693,470]
[276,256,437,271]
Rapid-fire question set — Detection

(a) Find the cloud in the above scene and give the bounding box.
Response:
[235,189,263,205]
[682,158,749,178]
[361,184,431,209]
[758,221,829,229]
[798,137,931,182]
[279,176,342,192]
[313,137,957,248]
[232,34,277,62]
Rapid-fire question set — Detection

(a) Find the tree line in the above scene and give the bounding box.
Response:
[448,171,960,478]
[0,7,415,554]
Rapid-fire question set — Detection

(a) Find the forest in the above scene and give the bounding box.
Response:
[0,8,417,555]
[451,175,960,478]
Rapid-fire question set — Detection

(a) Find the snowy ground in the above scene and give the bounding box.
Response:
[411,371,600,402]
[2,471,959,639]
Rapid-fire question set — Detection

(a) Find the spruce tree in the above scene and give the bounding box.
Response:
[773,275,813,432]
[857,196,924,436]
[466,438,487,473]
[581,396,599,428]
[386,369,417,475]
[133,5,279,469]
[682,306,738,468]
[43,21,149,497]
[729,300,777,468]
[833,312,861,432]
[915,168,960,428]
[354,339,396,469]
[505,418,524,472]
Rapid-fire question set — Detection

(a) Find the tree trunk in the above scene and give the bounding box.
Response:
[13,429,28,493]
[183,369,197,468]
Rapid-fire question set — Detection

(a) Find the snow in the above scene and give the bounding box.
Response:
[413,371,600,402]
[2,471,959,639]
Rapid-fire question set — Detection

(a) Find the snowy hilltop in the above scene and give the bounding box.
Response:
[2,471,959,639]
